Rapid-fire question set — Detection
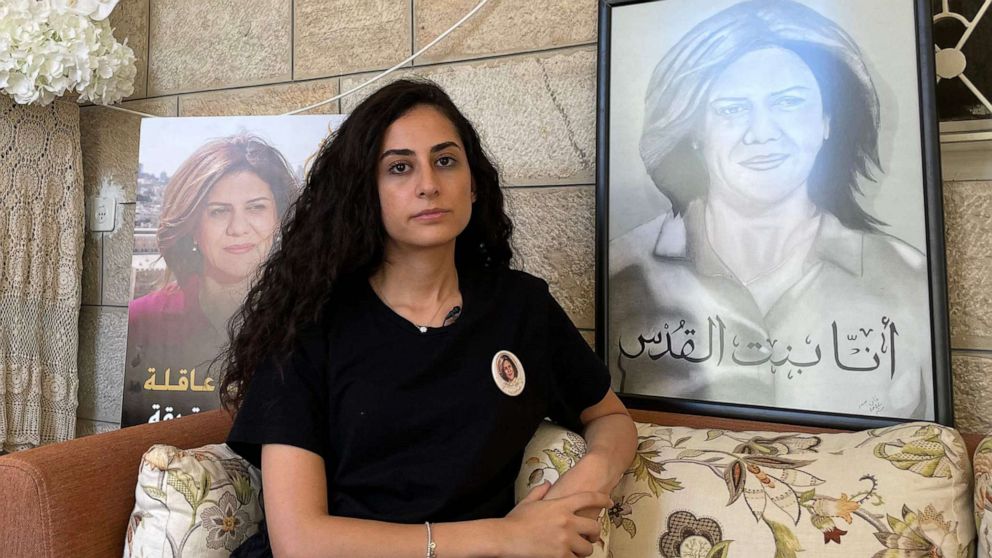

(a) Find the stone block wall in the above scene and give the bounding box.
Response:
[77,0,992,436]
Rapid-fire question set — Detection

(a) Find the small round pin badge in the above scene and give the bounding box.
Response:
[492,350,525,396]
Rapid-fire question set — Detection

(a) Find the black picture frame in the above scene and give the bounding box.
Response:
[595,0,953,430]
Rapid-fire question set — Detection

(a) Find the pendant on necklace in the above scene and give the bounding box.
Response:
[419,326,428,333]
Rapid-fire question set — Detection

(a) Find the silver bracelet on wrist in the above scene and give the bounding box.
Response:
[425,521,437,558]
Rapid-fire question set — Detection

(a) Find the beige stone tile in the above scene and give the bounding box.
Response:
[103,203,135,306]
[951,352,992,434]
[342,48,596,186]
[294,0,410,80]
[109,0,149,99]
[81,232,103,305]
[80,97,177,203]
[506,185,595,330]
[414,0,596,65]
[77,306,129,423]
[179,78,340,116]
[943,180,992,350]
[148,0,292,95]
[941,143,992,182]
[75,418,121,438]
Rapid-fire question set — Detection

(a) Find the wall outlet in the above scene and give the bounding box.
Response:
[89,196,115,232]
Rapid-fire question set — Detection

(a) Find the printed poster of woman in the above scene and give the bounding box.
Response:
[122,115,345,427]
[606,0,940,421]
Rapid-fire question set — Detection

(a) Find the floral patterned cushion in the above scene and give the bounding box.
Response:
[518,420,976,558]
[124,443,264,558]
[974,437,992,557]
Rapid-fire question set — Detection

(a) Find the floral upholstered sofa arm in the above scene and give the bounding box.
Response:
[518,419,978,558]
[610,421,975,558]
[975,436,992,557]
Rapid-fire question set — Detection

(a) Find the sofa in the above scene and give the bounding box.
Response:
[0,408,988,557]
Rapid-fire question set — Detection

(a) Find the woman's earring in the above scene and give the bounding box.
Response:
[691,140,700,150]
[191,241,198,253]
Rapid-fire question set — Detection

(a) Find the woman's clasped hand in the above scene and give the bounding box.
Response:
[502,481,612,558]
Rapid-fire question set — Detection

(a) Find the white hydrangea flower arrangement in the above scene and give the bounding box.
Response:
[0,0,137,106]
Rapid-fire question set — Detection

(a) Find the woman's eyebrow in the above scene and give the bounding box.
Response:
[769,85,811,96]
[380,141,462,160]
[710,85,812,104]
[431,141,461,153]
[380,148,414,160]
[205,197,271,208]
[709,96,749,104]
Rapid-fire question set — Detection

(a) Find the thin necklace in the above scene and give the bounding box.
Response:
[371,276,460,333]
[419,295,452,332]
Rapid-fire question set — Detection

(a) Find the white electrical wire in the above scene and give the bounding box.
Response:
[97,103,163,118]
[284,0,491,115]
[95,0,491,119]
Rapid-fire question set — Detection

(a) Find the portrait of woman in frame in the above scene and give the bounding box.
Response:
[601,0,950,426]
[121,115,344,426]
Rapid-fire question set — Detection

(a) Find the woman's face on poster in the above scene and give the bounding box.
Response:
[194,170,279,284]
[699,46,830,206]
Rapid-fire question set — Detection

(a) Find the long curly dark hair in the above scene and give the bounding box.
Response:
[219,78,513,413]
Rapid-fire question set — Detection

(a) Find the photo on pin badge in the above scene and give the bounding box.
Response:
[492,350,526,396]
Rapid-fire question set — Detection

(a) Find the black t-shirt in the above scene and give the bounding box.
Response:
[226,267,611,523]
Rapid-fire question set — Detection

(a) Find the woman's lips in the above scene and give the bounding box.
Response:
[223,243,256,255]
[412,209,450,221]
[738,153,790,171]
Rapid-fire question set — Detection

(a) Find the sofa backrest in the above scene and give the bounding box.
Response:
[628,408,985,456]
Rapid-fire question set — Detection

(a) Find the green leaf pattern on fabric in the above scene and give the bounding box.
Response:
[544,448,574,477]
[142,485,167,503]
[630,448,684,497]
[871,504,961,558]
[166,469,205,510]
[706,540,733,558]
[869,424,967,479]
[765,517,803,558]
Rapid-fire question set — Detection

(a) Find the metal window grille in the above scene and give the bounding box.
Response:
[934,0,992,140]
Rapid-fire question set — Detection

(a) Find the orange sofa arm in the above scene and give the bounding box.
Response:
[0,409,232,558]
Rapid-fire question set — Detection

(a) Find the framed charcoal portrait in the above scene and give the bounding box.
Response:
[596,0,953,429]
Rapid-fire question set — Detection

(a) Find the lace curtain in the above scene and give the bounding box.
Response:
[0,96,83,451]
